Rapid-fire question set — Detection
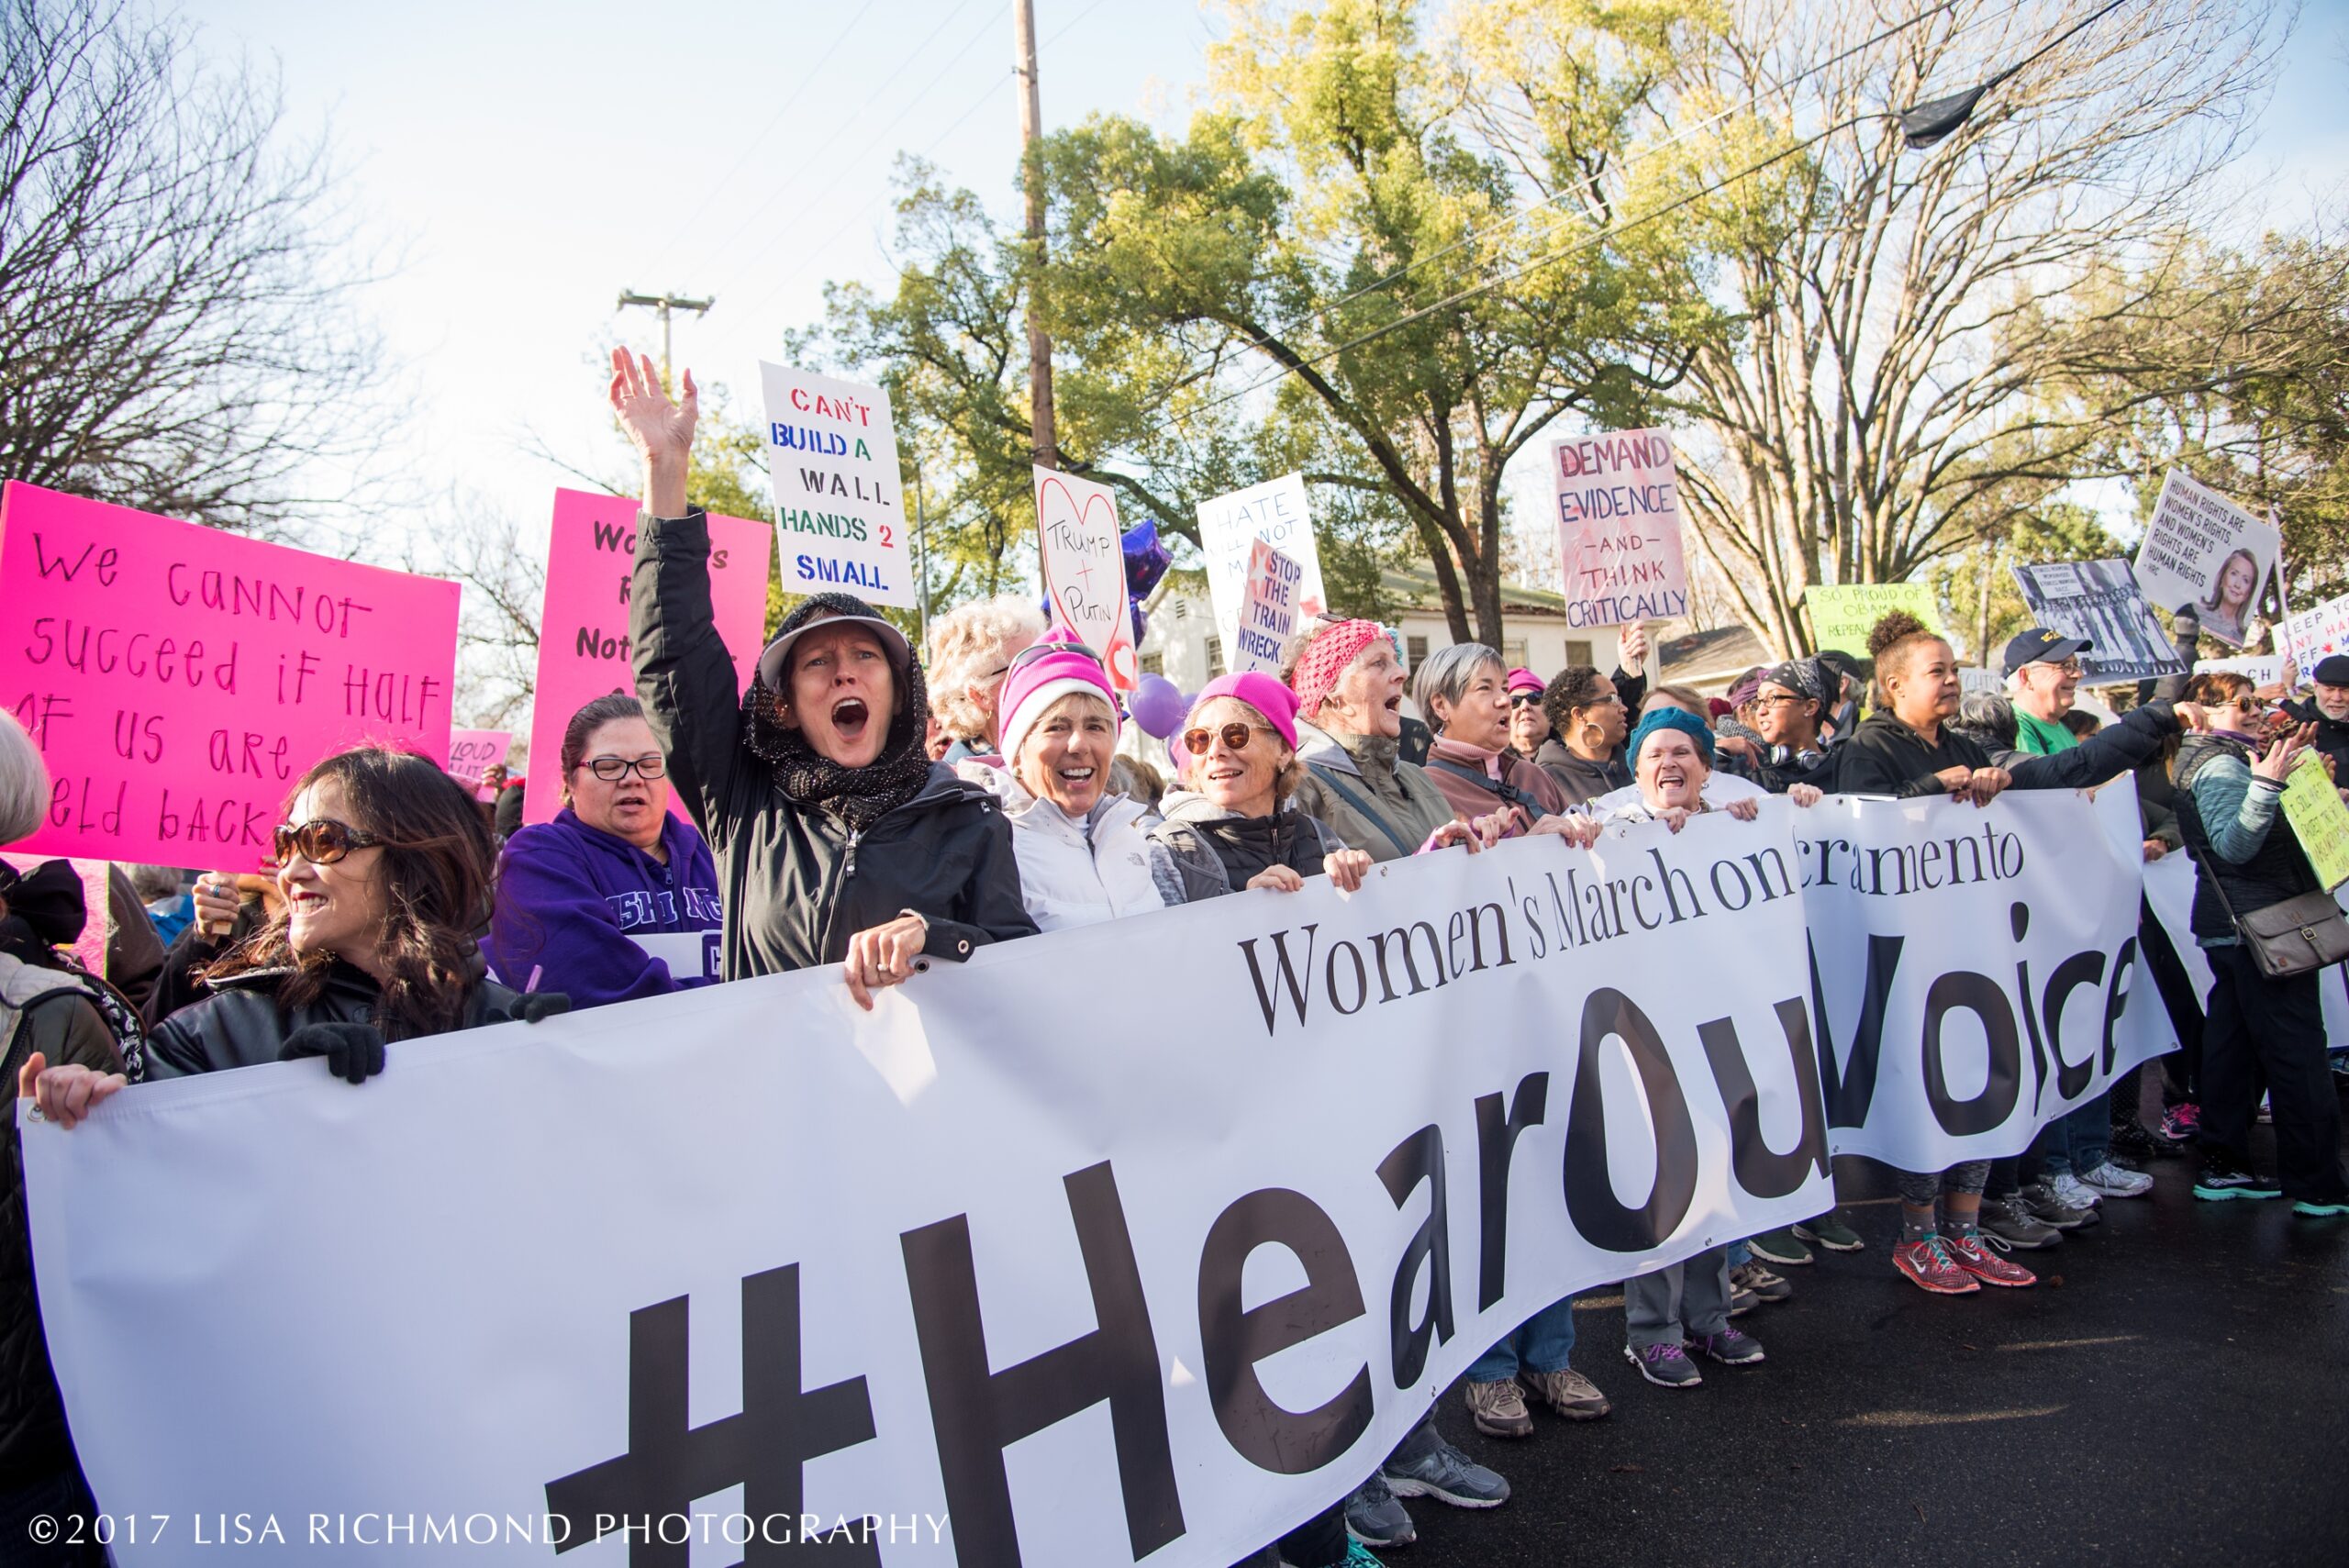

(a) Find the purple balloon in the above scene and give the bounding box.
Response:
[1129,673,1187,739]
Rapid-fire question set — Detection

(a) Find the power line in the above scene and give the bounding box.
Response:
[696,0,992,279]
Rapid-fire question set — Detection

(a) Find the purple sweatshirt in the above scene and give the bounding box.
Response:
[487,808,723,1009]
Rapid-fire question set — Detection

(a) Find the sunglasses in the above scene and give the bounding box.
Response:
[584,754,666,782]
[1007,639,1105,677]
[1509,691,1542,708]
[1181,722,1275,755]
[273,818,384,866]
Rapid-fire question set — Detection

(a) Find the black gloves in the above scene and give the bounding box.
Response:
[279,1021,387,1084]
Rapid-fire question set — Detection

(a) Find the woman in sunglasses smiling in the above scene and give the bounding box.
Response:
[1148,673,1373,899]
[27,750,540,1123]
[614,350,1035,1009]
[487,695,724,1008]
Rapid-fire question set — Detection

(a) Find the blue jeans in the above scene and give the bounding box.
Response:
[2030,1091,2110,1177]
[1464,1292,1577,1382]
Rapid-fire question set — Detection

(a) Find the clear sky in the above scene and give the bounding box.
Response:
[183,0,2345,564]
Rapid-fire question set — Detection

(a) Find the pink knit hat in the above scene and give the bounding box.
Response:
[1288,619,1386,717]
[996,626,1118,763]
[1506,667,1544,697]
[1191,671,1300,751]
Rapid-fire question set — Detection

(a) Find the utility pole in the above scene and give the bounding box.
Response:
[1012,0,1059,471]
[616,289,716,380]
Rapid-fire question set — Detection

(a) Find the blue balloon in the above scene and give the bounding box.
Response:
[1123,517,1172,600]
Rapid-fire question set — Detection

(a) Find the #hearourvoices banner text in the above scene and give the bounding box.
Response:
[24,793,2163,1563]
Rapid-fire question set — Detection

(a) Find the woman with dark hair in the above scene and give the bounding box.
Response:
[1533,665,1632,804]
[614,350,1035,1008]
[488,695,724,1007]
[2197,547,2260,647]
[28,747,547,1120]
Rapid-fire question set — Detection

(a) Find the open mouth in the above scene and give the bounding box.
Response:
[1656,767,1688,791]
[1056,765,1097,784]
[831,697,871,741]
[611,790,651,811]
[288,890,328,916]
[1384,695,1402,712]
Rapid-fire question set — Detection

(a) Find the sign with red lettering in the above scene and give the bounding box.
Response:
[760,361,911,606]
[522,489,772,828]
[1034,466,1140,690]
[0,482,460,872]
[447,729,512,799]
[1551,428,1690,628]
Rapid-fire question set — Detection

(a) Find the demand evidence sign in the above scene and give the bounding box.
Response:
[761,362,912,607]
[1551,428,1690,628]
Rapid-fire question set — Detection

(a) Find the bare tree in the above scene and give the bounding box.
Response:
[1650,0,2283,654]
[399,492,546,736]
[0,0,390,535]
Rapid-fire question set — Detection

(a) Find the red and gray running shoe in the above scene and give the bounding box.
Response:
[1942,1231,2037,1287]
[1891,1236,1980,1296]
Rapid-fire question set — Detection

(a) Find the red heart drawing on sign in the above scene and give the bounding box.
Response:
[1036,475,1137,689]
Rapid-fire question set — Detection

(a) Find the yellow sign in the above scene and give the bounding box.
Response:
[1806,584,1942,654]
[2280,750,2349,892]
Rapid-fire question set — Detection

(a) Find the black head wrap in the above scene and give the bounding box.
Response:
[742,593,934,832]
[0,859,86,967]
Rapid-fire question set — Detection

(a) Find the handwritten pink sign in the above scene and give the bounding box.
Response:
[522,490,773,827]
[446,729,512,799]
[0,482,461,872]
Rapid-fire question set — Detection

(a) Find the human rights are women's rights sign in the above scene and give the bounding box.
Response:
[2132,470,2279,650]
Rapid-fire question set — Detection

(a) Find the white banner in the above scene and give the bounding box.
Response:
[25,795,2169,1563]
[1195,474,1325,654]
[1797,785,2171,1167]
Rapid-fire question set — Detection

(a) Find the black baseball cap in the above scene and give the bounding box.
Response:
[2001,627,2093,678]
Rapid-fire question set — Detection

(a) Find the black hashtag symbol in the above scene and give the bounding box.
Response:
[547,1263,879,1562]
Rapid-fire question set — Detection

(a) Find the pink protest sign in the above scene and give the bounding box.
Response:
[447,729,512,799]
[1551,428,1690,628]
[0,482,461,872]
[522,489,773,827]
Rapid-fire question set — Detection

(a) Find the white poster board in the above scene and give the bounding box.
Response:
[2132,469,2278,650]
[1551,428,1690,628]
[1195,473,1326,649]
[2192,655,2283,689]
[1230,539,1305,675]
[2011,559,2184,684]
[2282,590,2349,678]
[760,361,913,606]
[1034,466,1140,689]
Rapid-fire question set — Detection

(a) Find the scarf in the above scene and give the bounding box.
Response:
[742,593,937,833]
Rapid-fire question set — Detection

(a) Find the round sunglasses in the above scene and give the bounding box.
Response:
[1180,722,1278,755]
[273,818,384,866]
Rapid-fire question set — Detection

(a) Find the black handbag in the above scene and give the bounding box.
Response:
[2207,877,2349,981]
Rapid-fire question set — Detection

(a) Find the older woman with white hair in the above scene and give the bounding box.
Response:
[926,595,1046,763]
[1283,619,1486,863]
[1414,642,1573,826]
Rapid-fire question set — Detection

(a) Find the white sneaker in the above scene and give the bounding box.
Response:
[2076,1159,2154,1198]
[2045,1172,2103,1209]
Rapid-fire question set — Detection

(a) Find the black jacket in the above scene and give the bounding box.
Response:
[0,960,121,1490]
[145,962,529,1078]
[143,897,269,1031]
[629,511,1037,977]
[1149,793,1346,895]
[2282,695,2349,784]
[1832,706,2182,796]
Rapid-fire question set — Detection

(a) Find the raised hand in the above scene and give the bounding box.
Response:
[2252,724,2312,783]
[607,348,698,517]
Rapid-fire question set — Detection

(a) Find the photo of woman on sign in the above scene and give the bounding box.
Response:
[2197,546,2263,648]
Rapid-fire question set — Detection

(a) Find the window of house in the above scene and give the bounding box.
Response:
[1141,651,1163,677]
[1502,639,1529,669]
[1206,635,1226,678]
[1405,635,1429,670]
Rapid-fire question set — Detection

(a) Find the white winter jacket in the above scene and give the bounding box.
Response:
[957,762,1188,931]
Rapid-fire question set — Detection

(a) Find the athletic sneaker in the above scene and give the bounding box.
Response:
[1344,1475,1415,1548]
[1687,1327,1766,1365]
[1891,1235,1981,1295]
[2192,1161,2281,1202]
[1519,1366,1610,1420]
[1979,1194,2064,1250]
[1268,1549,1384,1568]
[1745,1229,1813,1266]
[2292,1199,2349,1218]
[1382,1435,1508,1509]
[2076,1159,2154,1198]
[1624,1340,1703,1388]
[2043,1172,2103,1210]
[2256,1094,2272,1124]
[1942,1231,2038,1287]
[2021,1182,2099,1230]
[1729,1260,1794,1302]
[1728,1284,1759,1318]
[1792,1216,1866,1251]
[2159,1102,2200,1142]
[2110,1119,2171,1161]
[1464,1377,1534,1438]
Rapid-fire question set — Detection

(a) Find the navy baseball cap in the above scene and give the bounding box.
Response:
[2001,627,2093,678]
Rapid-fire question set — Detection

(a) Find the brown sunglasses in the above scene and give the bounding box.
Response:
[1181,722,1275,755]
[273,818,384,866]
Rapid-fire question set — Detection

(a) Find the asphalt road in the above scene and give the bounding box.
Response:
[1399,1116,2349,1568]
